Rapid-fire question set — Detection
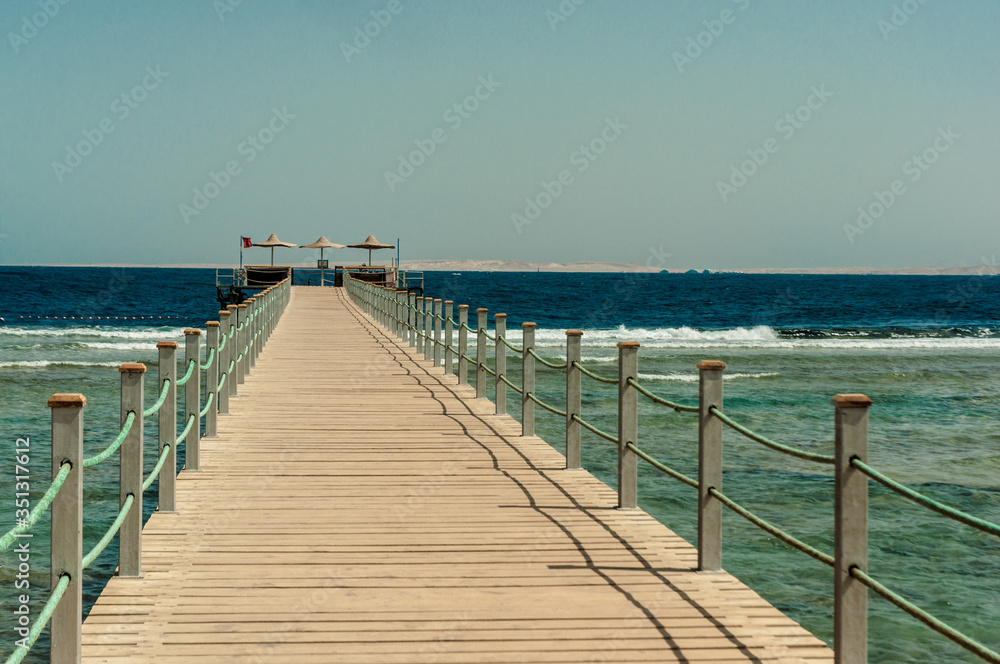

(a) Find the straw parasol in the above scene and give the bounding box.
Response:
[299,236,346,286]
[252,233,297,265]
[347,234,395,266]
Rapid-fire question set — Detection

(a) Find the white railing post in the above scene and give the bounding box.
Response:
[415,298,425,355]
[205,321,219,438]
[834,393,872,664]
[408,293,417,347]
[458,305,469,385]
[476,308,488,399]
[618,342,639,509]
[423,298,433,362]
[48,393,84,664]
[444,300,454,375]
[494,314,506,415]
[237,303,248,385]
[566,330,582,469]
[119,362,145,578]
[433,299,443,368]
[697,360,726,572]
[184,329,201,472]
[246,298,256,369]
[522,322,536,437]
[227,305,239,396]
[218,310,231,414]
[156,342,177,512]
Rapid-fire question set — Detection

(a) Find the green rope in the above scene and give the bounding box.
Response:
[143,379,171,418]
[81,493,134,569]
[527,348,567,370]
[175,359,196,386]
[573,361,619,385]
[200,347,216,370]
[218,332,227,351]
[480,363,496,377]
[481,328,496,341]
[571,413,618,444]
[498,335,523,353]
[176,414,196,445]
[527,392,567,418]
[626,377,699,413]
[461,353,476,364]
[199,391,214,418]
[626,442,698,489]
[853,459,1000,537]
[83,411,136,468]
[142,444,172,492]
[498,373,523,394]
[710,406,835,465]
[217,371,227,391]
[228,359,235,373]
[0,463,71,553]
[708,487,834,567]
[3,573,70,664]
[850,567,1000,663]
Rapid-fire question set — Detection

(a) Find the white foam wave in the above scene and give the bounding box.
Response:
[638,371,779,382]
[0,326,185,341]
[0,360,122,369]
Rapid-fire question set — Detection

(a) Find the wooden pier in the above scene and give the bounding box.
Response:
[80,287,832,663]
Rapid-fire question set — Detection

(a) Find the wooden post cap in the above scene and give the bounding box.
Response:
[206,321,220,328]
[219,310,231,316]
[156,341,178,349]
[48,393,86,408]
[119,362,147,373]
[697,360,726,371]
[833,394,873,408]
[458,304,469,310]
[434,298,443,303]
[397,290,406,294]
[523,322,537,329]
[184,328,202,336]
[237,304,247,309]
[618,341,640,349]
[495,313,506,319]
[566,329,583,337]
[227,305,238,310]
[477,308,488,313]
[444,300,453,304]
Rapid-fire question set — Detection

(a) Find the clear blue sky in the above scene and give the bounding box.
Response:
[1,0,997,269]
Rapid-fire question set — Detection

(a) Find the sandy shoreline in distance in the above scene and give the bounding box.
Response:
[3,260,999,275]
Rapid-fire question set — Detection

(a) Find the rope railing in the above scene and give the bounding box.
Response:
[852,459,1000,538]
[527,348,567,370]
[526,392,567,418]
[573,360,619,385]
[3,573,70,664]
[626,442,698,489]
[627,377,698,413]
[850,567,1000,664]
[81,493,135,569]
[142,445,172,492]
[570,413,618,444]
[199,391,215,418]
[82,411,136,468]
[342,273,1000,664]
[0,463,71,553]
[707,486,835,567]
[143,379,171,418]
[200,346,216,370]
[175,358,196,386]
[176,413,196,445]
[218,331,227,351]
[710,406,836,465]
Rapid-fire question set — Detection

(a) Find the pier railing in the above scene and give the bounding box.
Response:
[0,279,290,664]
[345,275,1000,664]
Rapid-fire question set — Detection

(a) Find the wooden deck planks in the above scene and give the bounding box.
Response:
[80,286,833,663]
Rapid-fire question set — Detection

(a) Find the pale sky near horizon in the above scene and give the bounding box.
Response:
[1,1,997,270]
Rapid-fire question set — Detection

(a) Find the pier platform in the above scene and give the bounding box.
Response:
[81,287,833,663]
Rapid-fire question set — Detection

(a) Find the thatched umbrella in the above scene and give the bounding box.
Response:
[347,234,395,266]
[252,233,297,265]
[299,236,345,286]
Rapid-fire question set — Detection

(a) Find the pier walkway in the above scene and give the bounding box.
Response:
[80,287,832,663]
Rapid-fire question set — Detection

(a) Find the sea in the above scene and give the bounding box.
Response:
[2,265,999,663]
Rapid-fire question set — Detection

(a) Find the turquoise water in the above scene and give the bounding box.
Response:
[2,268,1000,662]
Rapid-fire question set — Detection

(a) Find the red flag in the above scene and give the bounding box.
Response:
[241,236,253,248]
